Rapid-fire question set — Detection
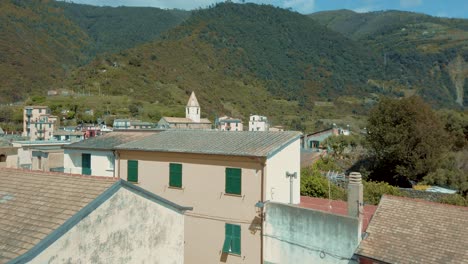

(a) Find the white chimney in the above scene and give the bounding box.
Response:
[348,172,364,241]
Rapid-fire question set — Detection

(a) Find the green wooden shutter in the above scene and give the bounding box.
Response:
[231,224,241,255]
[225,168,241,195]
[169,163,182,188]
[81,153,91,175]
[127,160,138,182]
[222,224,241,255]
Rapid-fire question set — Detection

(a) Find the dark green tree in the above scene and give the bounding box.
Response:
[366,96,450,186]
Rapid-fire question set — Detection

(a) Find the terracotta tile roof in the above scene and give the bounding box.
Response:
[356,195,468,264]
[63,131,158,150]
[116,130,301,158]
[0,169,117,263]
[299,196,377,232]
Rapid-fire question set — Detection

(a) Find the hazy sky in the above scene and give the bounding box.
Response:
[59,0,468,18]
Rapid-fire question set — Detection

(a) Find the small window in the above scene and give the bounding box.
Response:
[127,160,138,182]
[222,223,241,255]
[225,168,241,195]
[39,109,42,113]
[49,124,51,128]
[169,163,182,188]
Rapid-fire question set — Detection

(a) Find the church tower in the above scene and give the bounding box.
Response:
[186,91,200,122]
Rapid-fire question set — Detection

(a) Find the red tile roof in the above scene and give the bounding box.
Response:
[299,196,377,232]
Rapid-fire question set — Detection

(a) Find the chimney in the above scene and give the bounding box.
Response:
[348,172,364,241]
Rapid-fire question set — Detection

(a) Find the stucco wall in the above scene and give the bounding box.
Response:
[265,139,301,204]
[29,187,185,264]
[263,202,359,264]
[0,147,18,168]
[118,151,264,264]
[64,149,114,176]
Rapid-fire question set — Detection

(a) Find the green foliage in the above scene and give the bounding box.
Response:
[323,134,362,157]
[366,96,450,185]
[300,166,347,200]
[362,181,402,205]
[437,109,468,151]
[422,150,468,197]
[438,194,468,206]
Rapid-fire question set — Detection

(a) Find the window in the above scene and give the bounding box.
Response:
[39,109,42,113]
[49,124,51,128]
[169,163,182,188]
[127,160,138,182]
[222,223,241,255]
[225,168,241,195]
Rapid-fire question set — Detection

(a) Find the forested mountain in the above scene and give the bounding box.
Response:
[64,3,394,127]
[0,0,189,103]
[0,0,88,102]
[310,10,468,107]
[52,1,190,56]
[1,1,466,128]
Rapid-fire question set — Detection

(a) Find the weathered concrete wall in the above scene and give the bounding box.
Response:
[64,149,114,176]
[30,187,185,264]
[0,147,18,168]
[265,139,301,204]
[264,202,359,264]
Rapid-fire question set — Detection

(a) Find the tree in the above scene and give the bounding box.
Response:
[366,96,450,186]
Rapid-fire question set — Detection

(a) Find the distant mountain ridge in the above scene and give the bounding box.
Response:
[309,9,468,107]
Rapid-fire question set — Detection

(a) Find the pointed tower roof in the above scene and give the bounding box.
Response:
[187,91,200,107]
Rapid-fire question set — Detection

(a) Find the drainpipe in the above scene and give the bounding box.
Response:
[116,150,121,179]
[258,158,266,264]
[286,172,297,204]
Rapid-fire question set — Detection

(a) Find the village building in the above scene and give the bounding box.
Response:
[0,146,17,169]
[248,114,269,131]
[301,125,350,151]
[157,92,211,129]
[114,130,301,264]
[355,195,468,264]
[113,119,154,129]
[52,130,84,142]
[11,140,69,170]
[0,168,191,264]
[217,116,243,131]
[22,106,58,141]
[63,131,158,176]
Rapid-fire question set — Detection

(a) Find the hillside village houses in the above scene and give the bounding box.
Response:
[22,106,58,141]
[216,115,244,131]
[157,92,212,129]
[249,114,269,131]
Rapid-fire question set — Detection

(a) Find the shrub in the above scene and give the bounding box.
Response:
[300,166,347,200]
[363,181,402,205]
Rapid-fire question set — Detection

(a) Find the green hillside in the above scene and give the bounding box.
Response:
[310,10,468,107]
[52,1,190,56]
[0,0,89,103]
[63,3,392,128]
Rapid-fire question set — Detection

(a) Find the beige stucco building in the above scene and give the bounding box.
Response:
[114,130,301,264]
[22,106,58,141]
[0,169,191,264]
[249,115,269,131]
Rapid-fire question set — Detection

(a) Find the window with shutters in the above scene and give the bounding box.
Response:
[127,160,138,182]
[222,223,241,255]
[169,163,182,188]
[225,168,241,195]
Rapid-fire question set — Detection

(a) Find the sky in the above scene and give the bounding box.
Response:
[59,0,468,18]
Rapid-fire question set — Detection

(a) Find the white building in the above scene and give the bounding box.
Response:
[63,131,157,176]
[249,114,269,131]
[217,116,243,131]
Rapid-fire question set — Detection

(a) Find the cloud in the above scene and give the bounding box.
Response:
[282,0,315,13]
[353,6,373,13]
[400,0,423,8]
